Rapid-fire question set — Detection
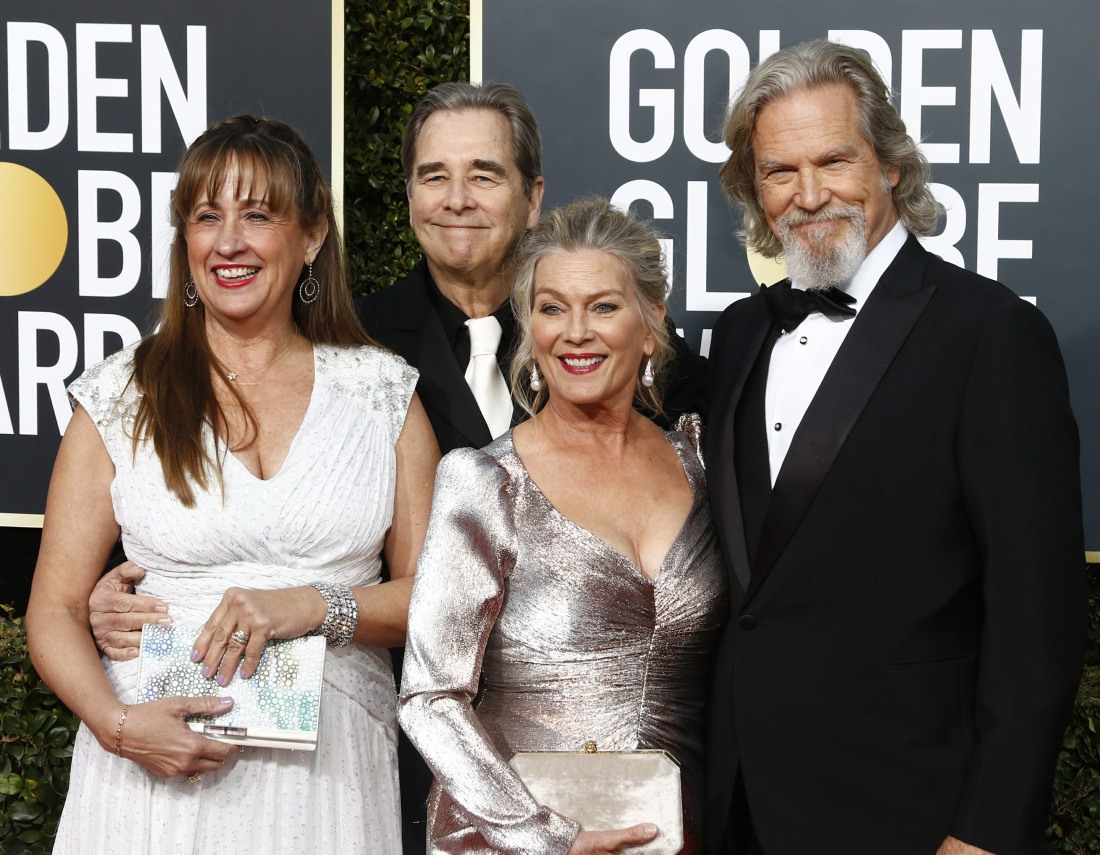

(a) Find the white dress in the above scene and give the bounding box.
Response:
[54,342,417,855]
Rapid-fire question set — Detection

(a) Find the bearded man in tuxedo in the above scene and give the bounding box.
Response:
[703,39,1085,855]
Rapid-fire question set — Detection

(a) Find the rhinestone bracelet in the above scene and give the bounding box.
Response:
[115,706,128,757]
[309,582,358,647]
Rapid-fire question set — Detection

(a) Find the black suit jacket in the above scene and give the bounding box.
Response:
[703,236,1085,855]
[359,260,497,454]
[359,259,710,452]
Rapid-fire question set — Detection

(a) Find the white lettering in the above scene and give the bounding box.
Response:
[609,29,676,163]
[83,314,141,369]
[78,170,141,297]
[76,23,133,153]
[901,30,962,163]
[976,182,1038,280]
[0,371,12,434]
[682,30,747,163]
[969,30,1042,164]
[140,25,207,153]
[6,22,69,150]
[18,311,78,436]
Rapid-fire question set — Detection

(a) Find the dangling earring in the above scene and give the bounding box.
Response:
[529,363,542,392]
[641,357,655,388]
[298,262,320,304]
[184,276,199,308]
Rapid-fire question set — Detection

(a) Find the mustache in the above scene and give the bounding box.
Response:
[777,204,865,230]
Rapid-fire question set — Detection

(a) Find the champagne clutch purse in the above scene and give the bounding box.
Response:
[137,621,326,750]
[508,742,683,855]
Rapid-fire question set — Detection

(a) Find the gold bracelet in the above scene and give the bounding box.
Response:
[115,706,128,757]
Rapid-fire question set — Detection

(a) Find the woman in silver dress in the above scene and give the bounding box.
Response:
[399,197,727,855]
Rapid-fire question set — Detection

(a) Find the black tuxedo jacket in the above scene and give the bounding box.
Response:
[359,260,499,454]
[703,236,1085,855]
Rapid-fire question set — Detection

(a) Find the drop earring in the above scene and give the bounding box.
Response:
[529,363,542,392]
[641,357,655,388]
[184,277,199,308]
[298,262,320,304]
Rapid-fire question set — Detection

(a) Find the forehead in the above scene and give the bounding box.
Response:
[415,108,516,169]
[184,154,281,212]
[534,249,634,294]
[753,83,869,163]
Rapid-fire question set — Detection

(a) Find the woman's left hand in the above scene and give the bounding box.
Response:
[192,586,326,686]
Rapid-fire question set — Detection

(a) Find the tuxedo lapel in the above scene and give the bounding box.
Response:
[371,263,494,449]
[747,237,936,602]
[708,294,774,595]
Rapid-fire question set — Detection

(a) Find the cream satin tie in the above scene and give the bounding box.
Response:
[464,315,512,439]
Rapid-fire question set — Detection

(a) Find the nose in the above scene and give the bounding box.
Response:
[442,178,476,213]
[215,217,246,257]
[793,167,832,212]
[564,308,593,343]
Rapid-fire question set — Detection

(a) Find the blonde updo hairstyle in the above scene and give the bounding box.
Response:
[509,196,671,418]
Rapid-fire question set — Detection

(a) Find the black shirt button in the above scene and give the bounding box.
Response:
[739,614,757,630]
[799,336,808,344]
[773,422,782,431]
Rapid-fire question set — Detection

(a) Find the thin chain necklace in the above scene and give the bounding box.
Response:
[224,325,298,382]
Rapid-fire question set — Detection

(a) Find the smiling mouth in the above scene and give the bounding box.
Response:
[214,266,259,284]
[559,355,605,374]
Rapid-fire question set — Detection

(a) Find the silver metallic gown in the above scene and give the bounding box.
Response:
[399,416,728,855]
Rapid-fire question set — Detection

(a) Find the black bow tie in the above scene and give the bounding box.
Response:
[762,280,857,333]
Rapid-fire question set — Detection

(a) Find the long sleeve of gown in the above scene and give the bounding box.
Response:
[398,447,581,855]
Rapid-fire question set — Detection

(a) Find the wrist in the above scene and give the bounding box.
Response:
[308,582,359,647]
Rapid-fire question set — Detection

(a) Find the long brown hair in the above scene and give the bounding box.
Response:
[132,115,373,505]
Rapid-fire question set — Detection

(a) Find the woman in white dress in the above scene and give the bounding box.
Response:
[26,115,439,854]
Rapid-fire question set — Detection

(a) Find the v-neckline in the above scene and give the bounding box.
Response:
[222,346,318,483]
[508,430,696,584]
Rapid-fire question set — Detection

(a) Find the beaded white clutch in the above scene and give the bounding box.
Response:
[508,744,683,855]
[137,621,326,750]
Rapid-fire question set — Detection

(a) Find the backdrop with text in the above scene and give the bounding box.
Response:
[478,0,1100,552]
[0,1,340,525]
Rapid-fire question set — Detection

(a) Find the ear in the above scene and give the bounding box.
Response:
[886,165,900,189]
[304,219,330,264]
[643,302,667,356]
[525,176,545,230]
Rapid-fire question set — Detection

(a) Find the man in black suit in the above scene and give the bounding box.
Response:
[704,40,1085,855]
[357,82,542,451]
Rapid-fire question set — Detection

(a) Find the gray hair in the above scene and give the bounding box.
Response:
[720,39,941,258]
[508,197,671,419]
[400,81,542,197]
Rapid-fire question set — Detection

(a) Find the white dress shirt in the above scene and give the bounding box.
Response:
[765,220,908,485]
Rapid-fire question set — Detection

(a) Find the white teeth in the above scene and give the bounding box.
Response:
[218,266,258,281]
[562,356,604,367]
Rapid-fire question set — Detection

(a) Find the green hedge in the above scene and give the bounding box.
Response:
[343,0,469,298]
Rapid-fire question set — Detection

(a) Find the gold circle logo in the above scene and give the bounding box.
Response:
[0,162,68,297]
[747,248,787,287]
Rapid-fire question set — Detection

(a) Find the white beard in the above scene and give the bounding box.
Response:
[777,205,867,291]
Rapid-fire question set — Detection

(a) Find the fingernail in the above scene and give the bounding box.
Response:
[239,667,249,679]
[215,674,227,686]
[154,605,168,613]
[190,649,201,662]
[220,696,233,705]
[158,617,173,625]
[644,824,658,835]
[200,665,211,678]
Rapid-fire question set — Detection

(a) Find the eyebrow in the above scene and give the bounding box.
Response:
[415,159,508,178]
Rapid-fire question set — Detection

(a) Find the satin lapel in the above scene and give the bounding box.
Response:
[707,294,774,595]
[388,268,494,449]
[746,238,935,602]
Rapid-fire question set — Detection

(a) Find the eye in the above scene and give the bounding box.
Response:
[472,174,499,186]
[245,210,270,222]
[537,303,562,315]
[594,302,619,314]
[193,211,218,223]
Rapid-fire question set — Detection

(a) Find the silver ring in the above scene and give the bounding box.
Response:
[230,629,249,645]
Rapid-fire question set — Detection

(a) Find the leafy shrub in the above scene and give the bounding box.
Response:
[344,0,469,298]
[0,607,79,855]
